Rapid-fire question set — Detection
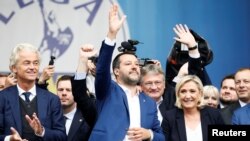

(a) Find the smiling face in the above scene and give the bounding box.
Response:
[203,86,220,108]
[235,69,250,103]
[178,81,202,110]
[141,73,165,102]
[12,49,40,84]
[114,54,140,86]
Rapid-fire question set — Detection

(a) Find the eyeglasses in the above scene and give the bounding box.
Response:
[143,81,164,88]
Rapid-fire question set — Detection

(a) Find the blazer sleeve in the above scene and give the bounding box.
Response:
[95,41,115,101]
[71,77,97,128]
[42,93,67,141]
[188,57,212,85]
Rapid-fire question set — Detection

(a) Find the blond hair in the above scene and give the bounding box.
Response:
[175,75,205,109]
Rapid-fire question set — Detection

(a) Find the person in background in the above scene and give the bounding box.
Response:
[220,68,250,124]
[0,73,17,91]
[166,24,213,86]
[85,44,98,98]
[140,64,167,124]
[88,4,164,141]
[203,85,220,108]
[56,45,97,141]
[230,68,250,125]
[161,75,224,141]
[140,24,214,123]
[0,43,66,141]
[232,102,250,125]
[219,74,238,109]
[0,74,8,91]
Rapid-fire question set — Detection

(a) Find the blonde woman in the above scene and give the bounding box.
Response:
[203,85,220,108]
[161,75,224,141]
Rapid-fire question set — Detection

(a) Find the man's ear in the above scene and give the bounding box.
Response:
[114,68,119,76]
[9,65,17,73]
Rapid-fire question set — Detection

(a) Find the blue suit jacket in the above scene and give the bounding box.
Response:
[0,85,66,141]
[88,41,164,141]
[232,103,250,125]
[161,106,224,141]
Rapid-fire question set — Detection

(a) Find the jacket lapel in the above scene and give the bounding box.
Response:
[200,108,208,141]
[9,86,22,132]
[36,88,48,123]
[176,109,187,141]
[139,94,147,126]
[67,109,83,141]
[246,105,250,121]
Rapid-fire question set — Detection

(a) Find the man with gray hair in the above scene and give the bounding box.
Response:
[0,43,66,141]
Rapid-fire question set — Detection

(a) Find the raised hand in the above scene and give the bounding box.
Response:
[79,44,98,61]
[38,65,55,84]
[5,73,17,88]
[107,4,126,40]
[77,44,98,73]
[173,24,197,47]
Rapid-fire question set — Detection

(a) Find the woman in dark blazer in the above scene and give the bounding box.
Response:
[161,75,224,141]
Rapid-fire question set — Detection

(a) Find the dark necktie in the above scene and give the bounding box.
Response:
[23,92,31,102]
[63,116,68,125]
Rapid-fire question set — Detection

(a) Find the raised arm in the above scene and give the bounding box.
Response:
[72,44,98,128]
[95,4,126,100]
[107,4,126,40]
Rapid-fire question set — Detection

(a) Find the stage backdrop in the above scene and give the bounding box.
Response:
[1,0,249,92]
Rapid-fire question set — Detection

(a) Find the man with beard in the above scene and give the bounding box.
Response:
[88,4,164,141]
[219,74,238,109]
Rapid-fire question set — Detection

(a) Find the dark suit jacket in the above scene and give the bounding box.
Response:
[220,101,241,124]
[232,103,250,125]
[88,41,165,141]
[161,106,224,141]
[0,85,66,141]
[159,84,176,118]
[67,109,90,141]
[70,78,97,141]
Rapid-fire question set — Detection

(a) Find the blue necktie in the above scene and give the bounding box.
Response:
[23,92,31,102]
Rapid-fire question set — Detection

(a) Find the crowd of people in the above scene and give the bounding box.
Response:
[0,3,249,141]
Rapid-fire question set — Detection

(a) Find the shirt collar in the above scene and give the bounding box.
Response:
[64,107,77,120]
[157,96,163,106]
[17,84,36,97]
[118,84,139,97]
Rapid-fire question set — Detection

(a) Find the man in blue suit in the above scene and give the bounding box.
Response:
[231,68,250,125]
[0,43,66,141]
[232,103,250,125]
[88,4,164,141]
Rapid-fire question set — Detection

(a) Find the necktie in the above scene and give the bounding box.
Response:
[63,116,68,125]
[64,116,69,135]
[23,92,31,102]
